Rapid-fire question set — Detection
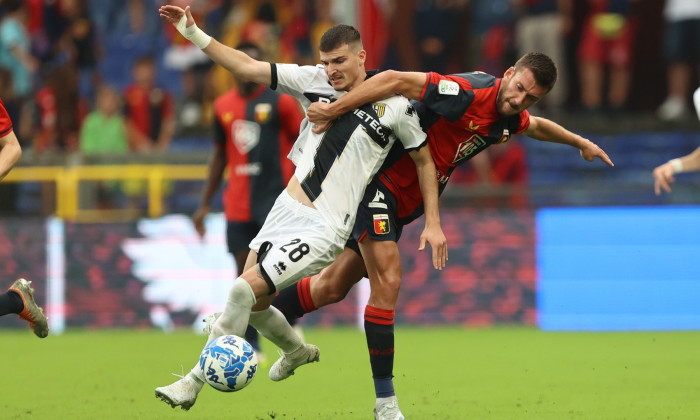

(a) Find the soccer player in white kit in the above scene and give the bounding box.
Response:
[155,5,447,416]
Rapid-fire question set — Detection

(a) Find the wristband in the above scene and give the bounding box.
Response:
[176,15,211,49]
[669,158,683,173]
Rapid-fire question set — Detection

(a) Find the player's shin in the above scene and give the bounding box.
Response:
[209,277,257,340]
[190,277,257,382]
[249,306,304,353]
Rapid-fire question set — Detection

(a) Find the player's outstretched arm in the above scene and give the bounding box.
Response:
[159,5,271,86]
[408,145,447,270]
[0,129,21,181]
[524,115,614,166]
[652,146,700,195]
[307,70,427,133]
[193,142,226,237]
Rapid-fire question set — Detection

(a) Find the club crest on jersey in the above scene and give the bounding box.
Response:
[232,120,261,154]
[223,112,234,123]
[254,103,272,124]
[373,214,390,235]
[438,79,459,96]
[371,103,386,118]
[453,134,487,163]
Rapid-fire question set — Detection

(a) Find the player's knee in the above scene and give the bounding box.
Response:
[325,283,351,304]
[373,274,401,299]
[229,277,257,308]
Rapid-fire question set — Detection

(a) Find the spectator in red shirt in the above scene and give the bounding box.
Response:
[123,55,176,153]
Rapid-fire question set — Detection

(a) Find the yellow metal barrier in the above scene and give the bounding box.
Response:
[3,165,208,220]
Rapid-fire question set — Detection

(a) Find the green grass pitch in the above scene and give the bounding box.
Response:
[2,327,700,419]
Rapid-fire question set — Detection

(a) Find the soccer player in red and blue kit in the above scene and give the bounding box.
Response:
[192,42,304,360]
[271,52,614,418]
[0,97,49,338]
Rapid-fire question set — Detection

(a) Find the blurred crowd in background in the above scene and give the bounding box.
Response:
[0,0,699,214]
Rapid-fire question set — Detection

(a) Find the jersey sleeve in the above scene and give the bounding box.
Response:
[0,99,13,136]
[388,96,427,151]
[515,109,531,134]
[419,72,476,122]
[271,63,322,109]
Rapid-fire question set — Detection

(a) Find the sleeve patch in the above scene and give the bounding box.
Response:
[438,79,459,96]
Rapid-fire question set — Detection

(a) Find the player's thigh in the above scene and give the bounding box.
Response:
[311,246,366,305]
[358,237,402,285]
[249,198,344,294]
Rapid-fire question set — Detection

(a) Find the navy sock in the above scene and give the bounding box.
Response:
[373,377,395,399]
[271,277,313,323]
[244,325,260,350]
[365,305,396,398]
[0,290,24,316]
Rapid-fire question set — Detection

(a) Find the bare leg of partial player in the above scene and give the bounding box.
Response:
[272,242,407,419]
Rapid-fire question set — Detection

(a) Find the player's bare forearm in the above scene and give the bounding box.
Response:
[159,4,271,86]
[194,146,226,237]
[308,71,427,127]
[0,131,22,181]
[525,116,614,166]
[410,146,447,269]
[200,145,226,206]
[202,40,271,86]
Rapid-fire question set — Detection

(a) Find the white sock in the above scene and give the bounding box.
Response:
[190,278,257,382]
[249,306,303,354]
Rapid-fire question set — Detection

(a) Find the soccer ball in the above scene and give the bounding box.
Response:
[199,335,258,392]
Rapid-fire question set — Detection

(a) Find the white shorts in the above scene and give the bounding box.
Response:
[249,190,346,293]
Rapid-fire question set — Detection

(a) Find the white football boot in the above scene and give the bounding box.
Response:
[154,374,203,411]
[374,396,405,420]
[268,343,320,381]
[202,312,221,335]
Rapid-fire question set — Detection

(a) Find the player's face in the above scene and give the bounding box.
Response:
[320,44,366,92]
[496,67,547,116]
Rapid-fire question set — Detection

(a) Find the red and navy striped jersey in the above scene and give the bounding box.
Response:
[0,98,13,137]
[214,85,303,224]
[379,71,531,222]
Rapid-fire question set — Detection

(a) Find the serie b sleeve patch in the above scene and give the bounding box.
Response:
[438,79,459,96]
[373,214,390,234]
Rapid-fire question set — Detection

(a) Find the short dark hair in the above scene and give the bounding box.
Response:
[319,24,362,53]
[514,52,558,92]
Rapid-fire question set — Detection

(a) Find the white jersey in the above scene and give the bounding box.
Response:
[271,63,427,239]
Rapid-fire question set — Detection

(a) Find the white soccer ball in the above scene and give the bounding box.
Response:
[199,335,258,392]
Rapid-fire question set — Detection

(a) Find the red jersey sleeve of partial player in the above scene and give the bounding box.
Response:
[516,109,531,134]
[0,99,14,136]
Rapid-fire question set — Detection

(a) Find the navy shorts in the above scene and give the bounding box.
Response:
[346,180,404,256]
[664,19,700,62]
[227,221,264,255]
